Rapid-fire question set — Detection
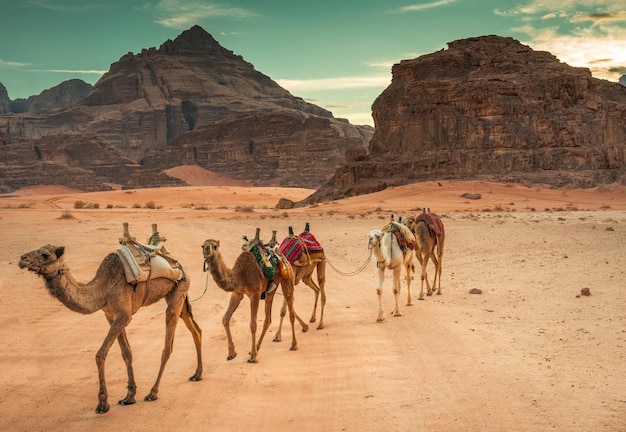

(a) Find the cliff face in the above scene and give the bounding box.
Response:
[0,25,371,192]
[304,35,626,203]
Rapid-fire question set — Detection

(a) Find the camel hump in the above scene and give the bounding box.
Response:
[416,212,445,237]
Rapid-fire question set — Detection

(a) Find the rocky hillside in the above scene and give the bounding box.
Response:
[0,25,372,193]
[304,35,626,203]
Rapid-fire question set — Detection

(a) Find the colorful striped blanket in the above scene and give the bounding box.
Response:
[416,212,445,237]
[278,231,324,264]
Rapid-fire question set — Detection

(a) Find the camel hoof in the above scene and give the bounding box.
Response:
[436,292,442,295]
[376,317,385,323]
[247,358,258,363]
[144,393,158,402]
[406,302,413,306]
[227,353,237,361]
[418,297,425,301]
[273,335,282,342]
[290,345,298,351]
[309,317,316,324]
[316,323,323,330]
[189,374,203,382]
[302,324,309,332]
[95,404,110,414]
[118,397,136,406]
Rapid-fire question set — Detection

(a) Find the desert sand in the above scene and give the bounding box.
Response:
[1,179,625,431]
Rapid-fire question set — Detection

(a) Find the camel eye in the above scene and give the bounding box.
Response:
[41,251,50,259]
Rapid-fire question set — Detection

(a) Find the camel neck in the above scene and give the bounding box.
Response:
[44,262,106,314]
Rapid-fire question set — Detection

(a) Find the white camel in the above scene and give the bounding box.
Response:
[367,221,416,322]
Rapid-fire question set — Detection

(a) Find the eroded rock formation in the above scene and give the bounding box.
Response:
[304,35,626,203]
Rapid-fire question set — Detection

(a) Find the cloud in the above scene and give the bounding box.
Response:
[0,59,31,67]
[27,0,104,13]
[154,0,256,28]
[393,0,459,13]
[498,1,626,82]
[276,76,390,92]
[27,69,107,75]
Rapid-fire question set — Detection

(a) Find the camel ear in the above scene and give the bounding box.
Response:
[55,246,65,258]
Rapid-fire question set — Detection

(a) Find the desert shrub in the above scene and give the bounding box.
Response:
[145,200,156,209]
[58,210,75,219]
[74,200,86,209]
[235,205,254,212]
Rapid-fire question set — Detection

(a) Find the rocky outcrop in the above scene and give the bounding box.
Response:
[304,35,626,203]
[0,25,371,192]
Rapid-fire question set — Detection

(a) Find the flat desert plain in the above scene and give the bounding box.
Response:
[1,179,625,432]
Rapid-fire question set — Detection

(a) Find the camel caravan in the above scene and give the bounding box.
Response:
[18,214,444,414]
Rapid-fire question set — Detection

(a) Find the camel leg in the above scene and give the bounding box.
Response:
[435,237,444,295]
[274,297,308,343]
[279,280,299,351]
[247,292,260,363]
[273,297,286,342]
[116,329,137,406]
[145,291,186,402]
[376,266,385,322]
[96,313,131,414]
[316,261,327,330]
[391,266,402,317]
[179,296,203,381]
[256,290,274,353]
[302,273,321,324]
[419,250,432,299]
[405,261,414,306]
[223,291,244,361]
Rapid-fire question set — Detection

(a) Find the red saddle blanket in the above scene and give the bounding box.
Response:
[416,213,445,237]
[278,231,324,263]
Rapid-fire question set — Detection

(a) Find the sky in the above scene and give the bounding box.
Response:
[1,0,625,126]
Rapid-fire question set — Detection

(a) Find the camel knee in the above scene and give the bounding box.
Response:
[376,288,383,296]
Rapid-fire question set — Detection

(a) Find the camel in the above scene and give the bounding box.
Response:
[201,229,301,363]
[403,210,445,299]
[273,223,327,332]
[18,241,203,414]
[367,220,416,322]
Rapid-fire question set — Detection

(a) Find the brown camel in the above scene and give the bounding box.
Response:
[403,210,445,299]
[201,231,301,363]
[273,223,327,333]
[18,242,203,414]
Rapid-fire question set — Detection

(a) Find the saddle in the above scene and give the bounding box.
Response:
[243,228,291,281]
[416,212,445,239]
[278,225,324,266]
[115,223,183,285]
[381,221,416,253]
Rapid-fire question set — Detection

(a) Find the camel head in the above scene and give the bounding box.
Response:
[201,239,220,267]
[368,230,382,250]
[19,244,65,278]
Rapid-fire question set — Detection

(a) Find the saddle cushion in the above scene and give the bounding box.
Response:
[278,231,324,264]
[116,244,183,284]
[416,213,445,237]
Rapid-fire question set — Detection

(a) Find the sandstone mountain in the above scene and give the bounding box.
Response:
[304,35,626,203]
[0,25,372,193]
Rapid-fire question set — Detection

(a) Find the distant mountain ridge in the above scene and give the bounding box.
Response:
[0,25,372,192]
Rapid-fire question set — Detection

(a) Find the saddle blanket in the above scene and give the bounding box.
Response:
[278,231,324,264]
[116,244,183,284]
[416,213,445,237]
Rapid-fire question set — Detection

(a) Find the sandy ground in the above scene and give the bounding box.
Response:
[1,178,625,431]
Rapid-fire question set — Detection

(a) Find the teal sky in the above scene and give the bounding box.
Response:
[1,0,624,126]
